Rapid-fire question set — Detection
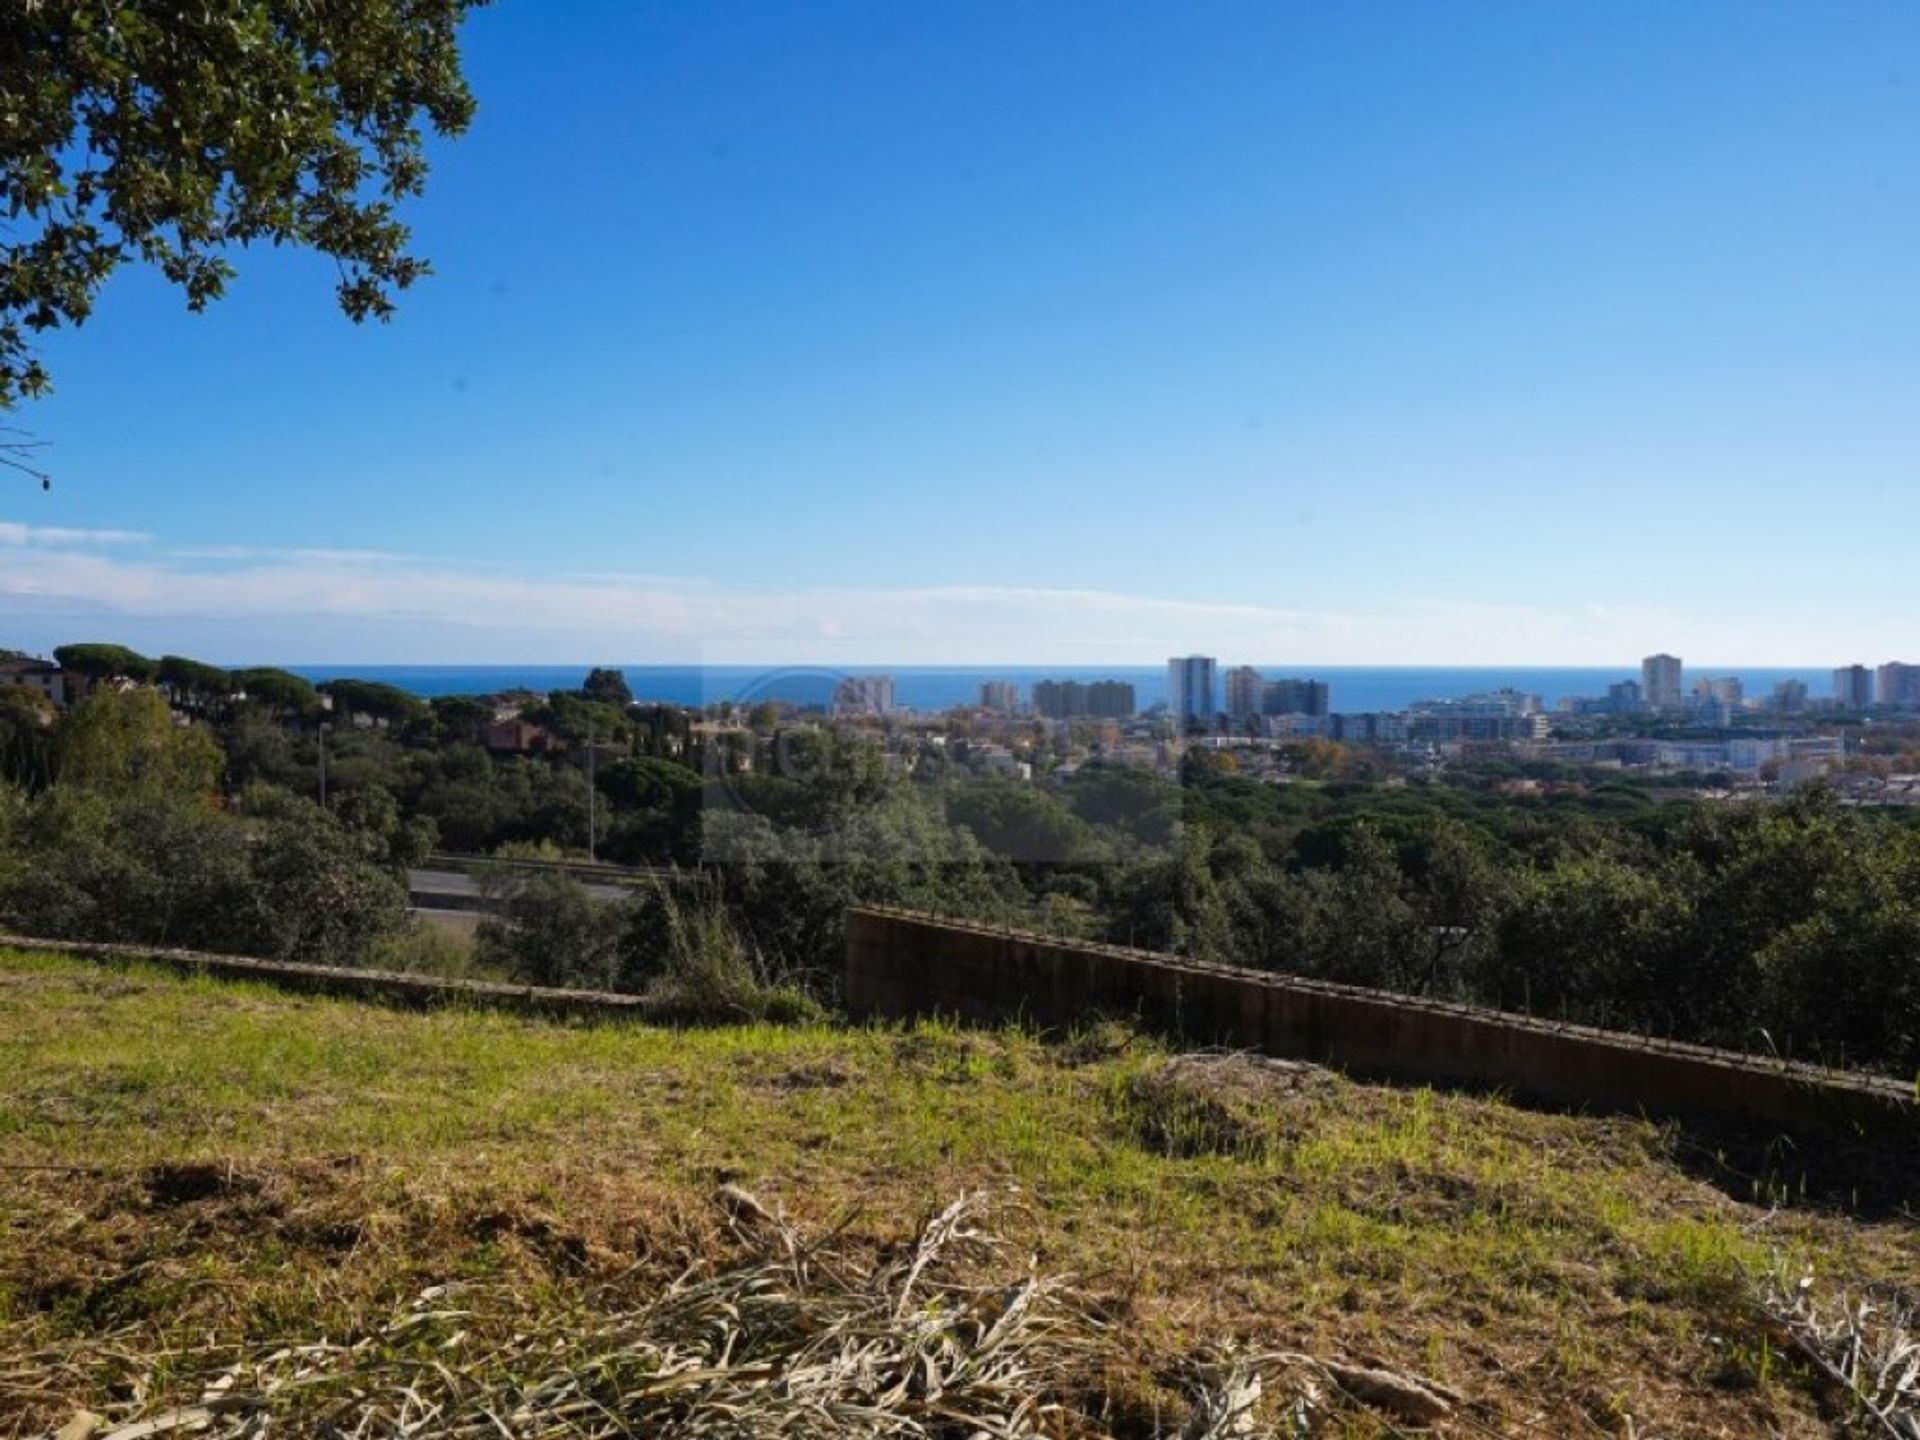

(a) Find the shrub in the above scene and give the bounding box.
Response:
[474,873,623,990]
[0,783,407,965]
[641,883,822,1023]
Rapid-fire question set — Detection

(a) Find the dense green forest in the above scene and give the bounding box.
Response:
[2,657,1917,1075]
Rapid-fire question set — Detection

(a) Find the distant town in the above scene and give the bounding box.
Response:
[10,644,1920,804]
[802,654,1920,797]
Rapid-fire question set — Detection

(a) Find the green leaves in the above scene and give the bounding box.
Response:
[0,0,484,408]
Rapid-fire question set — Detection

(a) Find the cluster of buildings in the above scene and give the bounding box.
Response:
[1560,655,1920,723]
[1538,734,1847,783]
[828,660,1334,732]
[789,654,1920,739]
[1844,662,1920,710]
[568,652,1920,794]
[1169,656,1330,732]
[1562,655,1755,723]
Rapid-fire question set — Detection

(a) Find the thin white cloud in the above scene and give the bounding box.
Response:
[0,525,1905,666]
[169,544,428,565]
[287,548,428,565]
[168,545,265,560]
[0,520,150,547]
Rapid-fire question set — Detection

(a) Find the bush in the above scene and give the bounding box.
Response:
[0,787,254,948]
[0,783,408,965]
[232,788,410,966]
[474,873,624,989]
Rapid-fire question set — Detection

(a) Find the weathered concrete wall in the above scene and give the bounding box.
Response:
[0,933,657,1021]
[845,906,1918,1138]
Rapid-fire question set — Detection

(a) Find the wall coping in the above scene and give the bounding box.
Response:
[846,905,1918,1105]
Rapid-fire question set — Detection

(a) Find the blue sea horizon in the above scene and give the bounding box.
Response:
[284,663,1842,715]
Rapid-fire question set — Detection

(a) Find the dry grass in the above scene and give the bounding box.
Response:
[37,1192,1116,1440]
[1,948,1916,1436]
[1758,1261,1920,1437]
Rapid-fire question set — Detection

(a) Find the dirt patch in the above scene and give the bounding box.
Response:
[767,1059,853,1091]
[463,1203,597,1271]
[733,1055,856,1093]
[142,1161,256,1207]
[1121,1051,1334,1159]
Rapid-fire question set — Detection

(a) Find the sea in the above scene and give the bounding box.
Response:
[285,665,1841,715]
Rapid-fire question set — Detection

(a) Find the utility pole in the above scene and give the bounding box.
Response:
[586,712,597,863]
[317,722,330,809]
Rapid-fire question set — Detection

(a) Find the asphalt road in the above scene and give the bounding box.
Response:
[407,868,634,907]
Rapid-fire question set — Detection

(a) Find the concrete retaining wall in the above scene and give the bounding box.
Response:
[845,906,1918,1138]
[0,933,657,1021]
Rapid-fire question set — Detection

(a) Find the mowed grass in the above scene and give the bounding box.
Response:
[1,948,1914,1437]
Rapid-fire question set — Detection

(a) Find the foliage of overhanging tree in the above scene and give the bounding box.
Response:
[0,0,484,436]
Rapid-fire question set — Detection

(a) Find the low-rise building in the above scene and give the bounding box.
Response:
[1409,688,1541,719]
[0,656,68,707]
[1332,712,1411,744]
[1407,711,1548,743]
[486,717,550,754]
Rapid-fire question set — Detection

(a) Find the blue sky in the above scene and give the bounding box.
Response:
[4,1,1917,664]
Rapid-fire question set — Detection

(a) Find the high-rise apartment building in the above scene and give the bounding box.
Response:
[1694,676,1743,707]
[1877,662,1920,709]
[1085,680,1136,719]
[1033,678,1136,720]
[831,674,895,716]
[1032,680,1083,720]
[1642,654,1683,712]
[1771,679,1808,714]
[1833,665,1874,710]
[1167,656,1217,733]
[1607,679,1645,714]
[1261,678,1331,717]
[1223,666,1263,723]
[978,681,1018,714]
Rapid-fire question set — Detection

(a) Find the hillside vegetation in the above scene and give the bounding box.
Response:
[8,681,1920,1077]
[2,948,1916,1436]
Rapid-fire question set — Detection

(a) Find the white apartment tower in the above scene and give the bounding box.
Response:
[1223,665,1263,724]
[1167,655,1217,734]
[978,680,1018,714]
[1877,662,1920,709]
[1641,653,1683,712]
[1833,664,1874,710]
[832,674,896,716]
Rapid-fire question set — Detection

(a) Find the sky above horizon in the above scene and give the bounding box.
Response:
[3,1,1918,666]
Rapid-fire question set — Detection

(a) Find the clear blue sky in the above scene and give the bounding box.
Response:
[4,1,1917,664]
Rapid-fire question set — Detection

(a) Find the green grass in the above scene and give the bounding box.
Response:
[1,947,1913,1436]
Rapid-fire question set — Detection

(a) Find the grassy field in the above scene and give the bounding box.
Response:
[1,946,1915,1436]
